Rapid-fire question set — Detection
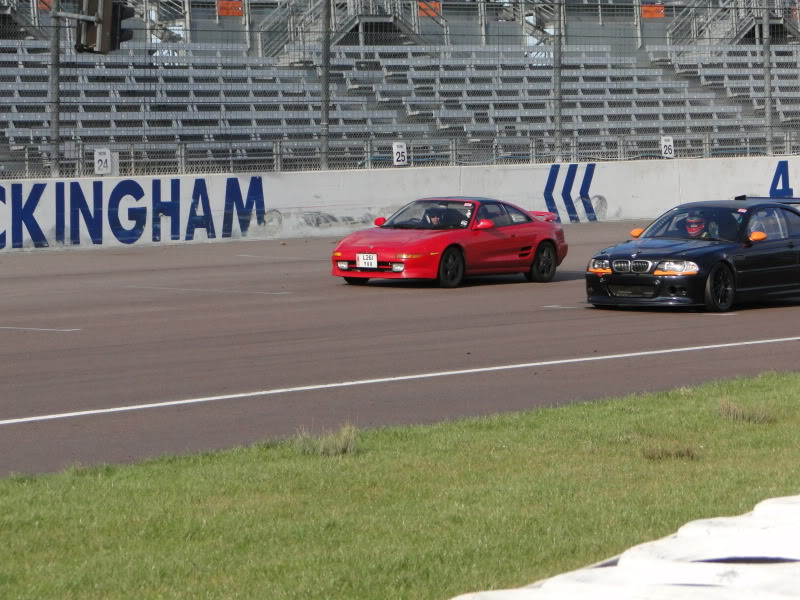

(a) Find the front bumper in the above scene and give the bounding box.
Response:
[585,272,706,307]
[331,253,440,280]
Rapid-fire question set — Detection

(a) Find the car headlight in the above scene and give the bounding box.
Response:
[653,260,700,275]
[587,259,611,274]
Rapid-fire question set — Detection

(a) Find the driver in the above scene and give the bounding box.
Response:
[685,212,708,238]
[424,207,446,227]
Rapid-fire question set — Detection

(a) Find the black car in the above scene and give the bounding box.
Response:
[586,197,800,312]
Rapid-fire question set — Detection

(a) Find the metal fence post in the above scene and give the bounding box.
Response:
[450,138,457,166]
[77,141,84,177]
[763,8,773,156]
[553,0,563,163]
[48,0,61,178]
[320,0,331,170]
[274,141,282,172]
[365,140,372,169]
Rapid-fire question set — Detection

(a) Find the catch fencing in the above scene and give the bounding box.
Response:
[1,0,800,178]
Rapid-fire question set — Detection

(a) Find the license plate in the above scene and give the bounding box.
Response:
[356,253,378,269]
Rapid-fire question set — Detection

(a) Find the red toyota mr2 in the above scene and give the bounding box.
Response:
[331,196,568,287]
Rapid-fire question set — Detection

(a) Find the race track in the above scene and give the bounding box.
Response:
[2,221,800,476]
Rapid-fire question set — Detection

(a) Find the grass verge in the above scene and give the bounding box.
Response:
[2,372,800,599]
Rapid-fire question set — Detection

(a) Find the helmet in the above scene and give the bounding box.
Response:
[426,207,445,223]
[685,213,706,238]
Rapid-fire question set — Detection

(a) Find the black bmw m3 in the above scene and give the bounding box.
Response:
[586,197,800,312]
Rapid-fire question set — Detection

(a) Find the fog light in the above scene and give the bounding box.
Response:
[391,263,405,272]
[337,261,349,270]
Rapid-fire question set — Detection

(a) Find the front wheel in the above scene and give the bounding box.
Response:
[438,247,464,288]
[525,242,557,282]
[344,277,369,285]
[704,263,735,312]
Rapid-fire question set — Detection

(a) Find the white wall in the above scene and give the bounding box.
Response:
[2,156,799,250]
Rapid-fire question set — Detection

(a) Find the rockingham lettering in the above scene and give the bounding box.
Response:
[0,176,265,249]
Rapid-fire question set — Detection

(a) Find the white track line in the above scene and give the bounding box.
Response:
[0,327,82,332]
[542,305,578,309]
[124,286,290,296]
[2,335,799,427]
[236,255,317,261]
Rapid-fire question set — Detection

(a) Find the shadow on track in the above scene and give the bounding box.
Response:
[338,270,587,289]
[585,297,800,314]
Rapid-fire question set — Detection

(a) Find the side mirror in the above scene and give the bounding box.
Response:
[475,219,495,230]
[630,228,645,239]
[374,217,386,226]
[749,231,768,242]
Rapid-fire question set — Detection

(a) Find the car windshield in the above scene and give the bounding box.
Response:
[382,200,475,230]
[641,206,744,242]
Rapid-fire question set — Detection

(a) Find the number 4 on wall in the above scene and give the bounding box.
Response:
[770,160,794,197]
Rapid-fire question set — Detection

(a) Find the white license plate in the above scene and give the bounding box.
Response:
[356,253,378,269]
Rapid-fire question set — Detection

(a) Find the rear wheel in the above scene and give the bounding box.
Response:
[525,242,557,282]
[438,247,464,288]
[704,263,735,312]
[344,277,369,285]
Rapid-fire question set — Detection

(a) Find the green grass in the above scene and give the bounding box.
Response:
[2,372,800,600]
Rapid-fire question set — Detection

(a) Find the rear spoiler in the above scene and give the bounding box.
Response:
[530,211,559,222]
[734,194,800,205]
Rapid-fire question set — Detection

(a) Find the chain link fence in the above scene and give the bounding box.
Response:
[1,0,800,179]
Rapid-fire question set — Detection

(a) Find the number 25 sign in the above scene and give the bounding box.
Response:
[392,142,408,166]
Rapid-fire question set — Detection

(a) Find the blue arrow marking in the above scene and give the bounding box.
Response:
[560,164,580,223]
[578,163,597,221]
[544,165,561,223]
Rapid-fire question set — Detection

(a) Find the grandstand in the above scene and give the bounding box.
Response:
[1,0,799,177]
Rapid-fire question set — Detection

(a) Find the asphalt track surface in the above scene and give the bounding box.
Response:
[2,221,800,476]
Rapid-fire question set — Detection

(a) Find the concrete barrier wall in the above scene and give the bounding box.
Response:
[2,156,799,250]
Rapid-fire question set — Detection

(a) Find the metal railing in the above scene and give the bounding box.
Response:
[3,132,800,180]
[668,0,800,46]
[255,0,448,57]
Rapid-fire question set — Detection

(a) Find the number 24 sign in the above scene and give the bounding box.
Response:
[94,148,112,175]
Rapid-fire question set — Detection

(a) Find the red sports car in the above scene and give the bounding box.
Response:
[331,196,568,287]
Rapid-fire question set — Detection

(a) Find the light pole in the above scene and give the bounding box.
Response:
[49,0,62,177]
[320,0,331,170]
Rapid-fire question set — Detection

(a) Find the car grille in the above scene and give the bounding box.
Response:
[346,261,394,272]
[608,285,657,298]
[612,260,652,273]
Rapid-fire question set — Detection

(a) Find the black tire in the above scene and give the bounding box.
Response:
[704,263,735,312]
[525,242,557,282]
[437,247,464,288]
[344,277,369,285]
